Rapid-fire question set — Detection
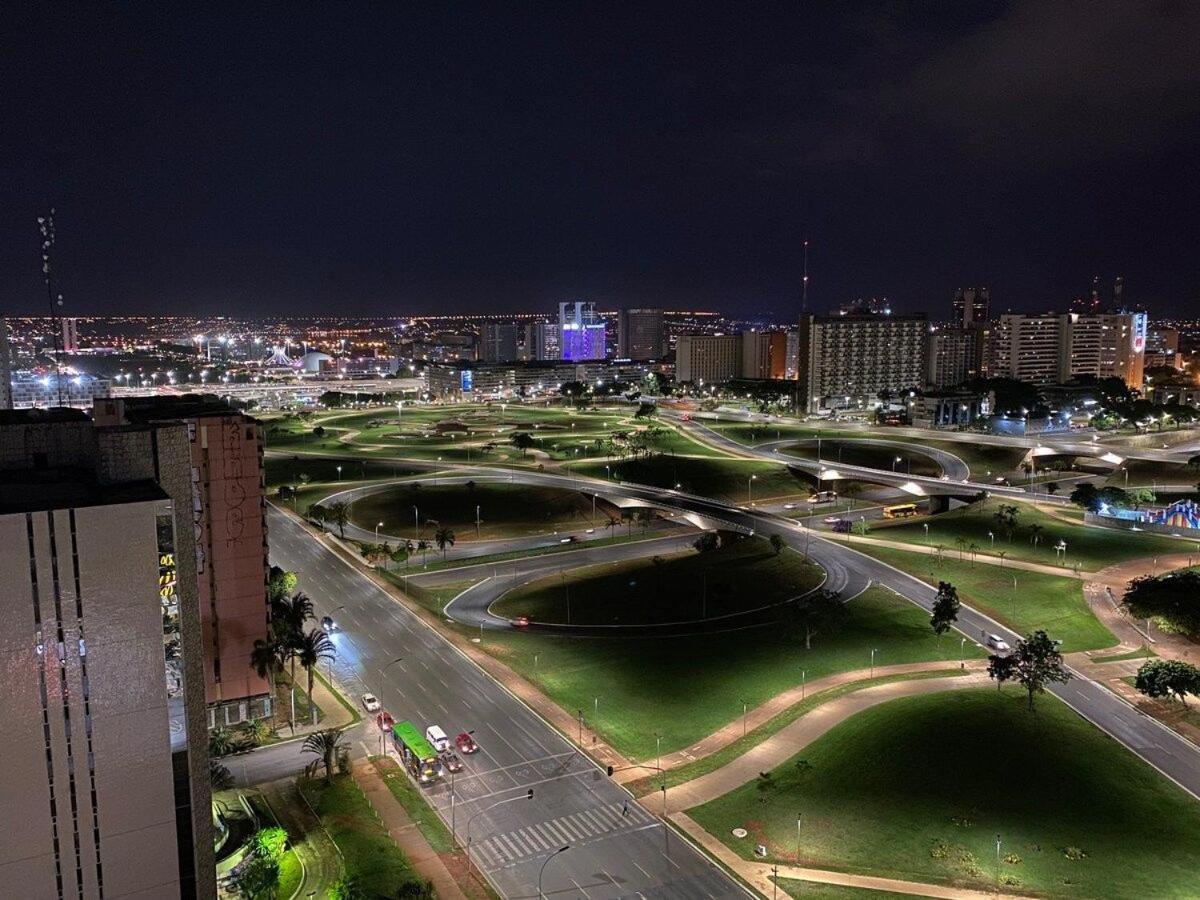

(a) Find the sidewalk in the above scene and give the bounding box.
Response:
[671,812,1034,900]
[271,670,358,745]
[843,532,1093,579]
[351,759,469,900]
[616,661,986,783]
[661,673,986,813]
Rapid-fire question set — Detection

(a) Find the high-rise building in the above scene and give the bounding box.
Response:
[61,317,80,353]
[93,396,272,728]
[481,322,519,362]
[796,313,928,413]
[1145,327,1181,370]
[558,301,606,361]
[0,409,214,898]
[926,324,985,388]
[617,308,665,360]
[952,288,990,326]
[987,312,1147,388]
[675,334,742,384]
[741,331,790,380]
[0,317,12,410]
[533,321,561,360]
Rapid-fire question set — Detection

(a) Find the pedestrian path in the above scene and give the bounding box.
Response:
[472,800,655,872]
[844,532,1093,579]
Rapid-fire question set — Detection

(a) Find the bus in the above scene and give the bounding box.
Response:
[392,720,443,785]
[882,503,920,519]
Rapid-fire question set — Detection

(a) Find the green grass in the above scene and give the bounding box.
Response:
[492,537,824,625]
[298,774,420,897]
[777,880,914,900]
[871,500,1186,570]
[689,687,1200,899]
[914,439,1031,479]
[276,848,303,899]
[264,455,425,489]
[371,756,456,853]
[627,669,969,794]
[347,481,614,540]
[857,545,1117,652]
[781,441,943,478]
[1090,647,1156,663]
[576,455,811,504]
[474,585,984,759]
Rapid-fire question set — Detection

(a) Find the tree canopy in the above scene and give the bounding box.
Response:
[986,629,1071,710]
[1122,571,1200,637]
[1134,659,1200,705]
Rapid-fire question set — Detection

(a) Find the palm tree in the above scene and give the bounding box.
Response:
[605,514,620,543]
[252,635,294,729]
[1028,523,1045,547]
[968,541,980,564]
[296,629,337,724]
[434,526,456,560]
[209,759,234,792]
[209,726,236,758]
[302,728,346,785]
[326,501,350,539]
[416,539,429,566]
[955,536,968,560]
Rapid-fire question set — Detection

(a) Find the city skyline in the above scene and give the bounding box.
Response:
[3,3,1200,318]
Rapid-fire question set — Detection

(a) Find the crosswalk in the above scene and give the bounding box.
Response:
[472,801,656,870]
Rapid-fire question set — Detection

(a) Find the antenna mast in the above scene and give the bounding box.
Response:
[801,239,810,312]
[38,208,66,407]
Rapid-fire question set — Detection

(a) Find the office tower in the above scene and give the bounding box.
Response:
[987,312,1147,388]
[675,334,742,384]
[0,317,12,410]
[785,329,800,380]
[926,324,984,388]
[617,308,665,360]
[796,312,928,413]
[60,317,79,353]
[533,321,561,360]
[1145,327,1181,369]
[952,287,990,326]
[93,396,272,728]
[0,409,214,898]
[741,331,789,379]
[481,322,519,362]
[558,301,606,361]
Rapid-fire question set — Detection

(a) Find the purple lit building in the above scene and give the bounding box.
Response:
[558,301,606,360]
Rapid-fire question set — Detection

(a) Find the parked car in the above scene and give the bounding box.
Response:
[361,693,381,713]
[456,732,478,754]
[425,724,450,751]
[440,750,464,773]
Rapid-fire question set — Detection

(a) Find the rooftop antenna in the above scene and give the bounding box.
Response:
[801,239,810,313]
[37,208,66,407]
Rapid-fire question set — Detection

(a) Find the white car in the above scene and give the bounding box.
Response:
[985,634,1011,653]
[426,724,450,751]
[361,693,381,712]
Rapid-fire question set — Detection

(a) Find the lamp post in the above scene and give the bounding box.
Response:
[870,647,877,678]
[465,789,534,874]
[748,474,757,504]
[988,531,994,550]
[336,465,342,481]
[741,699,748,737]
[538,845,570,899]
[375,521,384,540]
[413,506,419,542]
[893,455,902,472]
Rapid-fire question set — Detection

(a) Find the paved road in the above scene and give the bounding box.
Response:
[763,435,971,481]
[267,507,745,900]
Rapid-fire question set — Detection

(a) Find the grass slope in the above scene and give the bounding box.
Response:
[690,687,1200,898]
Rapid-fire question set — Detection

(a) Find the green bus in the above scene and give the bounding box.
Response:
[392,720,442,784]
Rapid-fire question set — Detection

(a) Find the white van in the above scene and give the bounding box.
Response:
[985,634,1011,653]
[425,724,450,751]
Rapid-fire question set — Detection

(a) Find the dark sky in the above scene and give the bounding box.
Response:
[3,1,1200,319]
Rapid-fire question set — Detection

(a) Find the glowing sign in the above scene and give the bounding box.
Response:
[460,370,474,392]
[1131,312,1147,354]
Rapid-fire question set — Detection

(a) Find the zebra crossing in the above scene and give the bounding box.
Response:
[473,800,656,870]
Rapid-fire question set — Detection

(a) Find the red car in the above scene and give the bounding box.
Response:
[515,616,530,627]
[456,732,478,754]
[376,712,395,731]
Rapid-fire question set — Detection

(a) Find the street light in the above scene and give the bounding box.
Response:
[988,531,994,550]
[748,474,758,504]
[892,455,902,472]
[336,465,342,481]
[538,845,570,899]
[870,647,878,678]
[466,789,534,875]
[375,521,384,540]
[923,522,929,544]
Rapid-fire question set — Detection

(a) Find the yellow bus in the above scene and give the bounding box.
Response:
[882,503,920,519]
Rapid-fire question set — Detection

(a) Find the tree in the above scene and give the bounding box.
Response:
[302,728,346,784]
[312,425,326,437]
[209,759,234,791]
[1045,481,1060,497]
[434,526,456,559]
[510,431,536,457]
[954,536,968,560]
[1069,483,1100,512]
[783,589,847,650]
[1134,659,1200,705]
[769,533,785,556]
[267,566,298,603]
[209,726,237,758]
[230,852,279,899]
[986,630,1071,711]
[634,401,656,418]
[692,531,720,554]
[1028,523,1044,546]
[325,501,350,539]
[296,629,336,724]
[929,581,960,636]
[307,503,328,529]
[1122,571,1200,637]
[1129,487,1156,510]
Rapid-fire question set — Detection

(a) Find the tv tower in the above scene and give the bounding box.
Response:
[801,239,810,312]
[38,208,66,407]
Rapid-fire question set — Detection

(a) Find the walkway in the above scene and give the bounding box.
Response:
[614,661,985,783]
[660,673,987,813]
[840,532,1093,579]
[352,759,469,900]
[671,813,1035,900]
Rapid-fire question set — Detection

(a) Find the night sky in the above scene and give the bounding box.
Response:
[3,2,1199,319]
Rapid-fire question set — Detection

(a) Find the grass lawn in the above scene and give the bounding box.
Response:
[372,756,455,853]
[264,455,426,489]
[475,585,983,759]
[1106,457,1196,488]
[689,687,1200,898]
[856,545,1116,652]
[298,774,420,897]
[492,536,824,625]
[577,455,811,504]
[870,500,1186,570]
[276,849,302,898]
[348,482,616,540]
[1090,647,1155,663]
[917,439,1031,479]
[781,440,943,478]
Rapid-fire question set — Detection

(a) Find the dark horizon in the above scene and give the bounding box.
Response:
[3,2,1199,320]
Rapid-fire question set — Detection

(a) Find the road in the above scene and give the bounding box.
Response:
[267,507,745,900]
